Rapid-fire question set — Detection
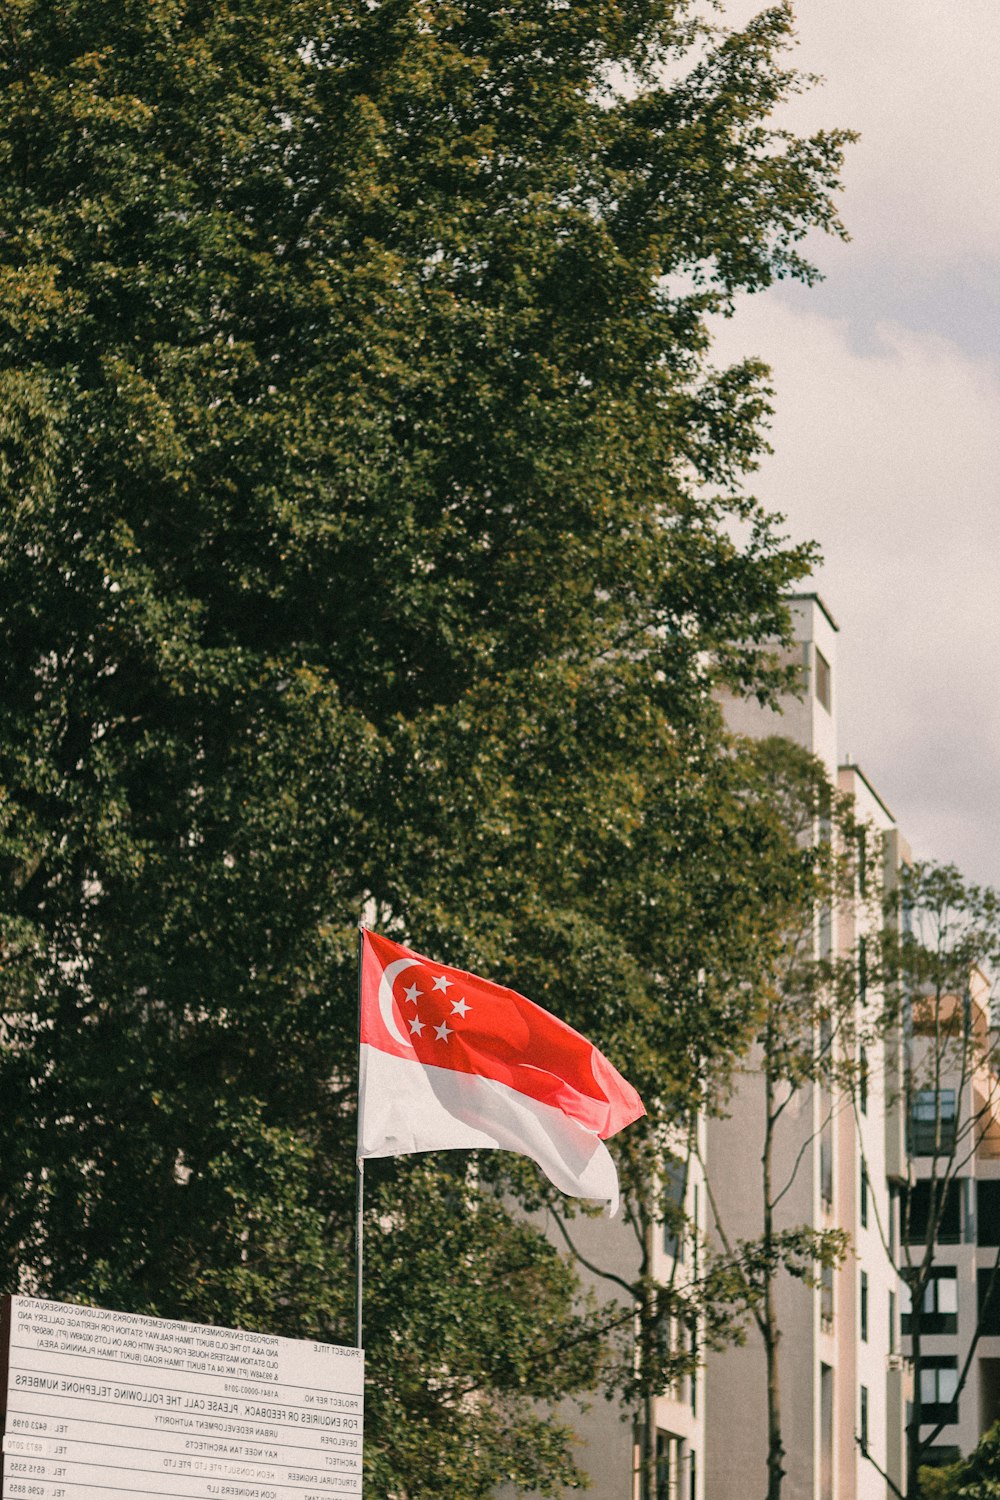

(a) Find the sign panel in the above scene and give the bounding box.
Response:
[0,1296,364,1500]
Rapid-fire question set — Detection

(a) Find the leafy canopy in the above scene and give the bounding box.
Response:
[0,1,851,1493]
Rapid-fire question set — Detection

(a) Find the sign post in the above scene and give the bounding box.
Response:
[0,1297,363,1499]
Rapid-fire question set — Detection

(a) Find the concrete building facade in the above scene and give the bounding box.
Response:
[707,595,908,1500]
[505,592,1000,1497]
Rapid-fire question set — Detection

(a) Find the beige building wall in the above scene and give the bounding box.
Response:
[705,1071,824,1500]
[500,1127,708,1499]
[642,1115,708,1500]
[838,765,905,1500]
[707,594,907,1500]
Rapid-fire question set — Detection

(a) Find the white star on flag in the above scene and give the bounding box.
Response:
[432,975,452,992]
[450,998,470,1018]
[403,982,422,1003]
[434,1021,453,1042]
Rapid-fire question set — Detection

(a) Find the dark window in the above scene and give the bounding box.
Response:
[860,1160,869,1228]
[890,1290,897,1353]
[651,1432,681,1500]
[820,1364,834,1500]
[978,1181,1000,1246]
[821,1262,834,1329]
[859,1385,869,1453]
[919,1358,958,1424]
[860,1271,869,1342]
[691,1185,700,1276]
[904,1179,962,1244]
[859,1044,868,1114]
[690,1319,697,1415]
[820,1119,834,1209]
[903,1268,958,1335]
[978,1268,1000,1336]
[815,648,832,711]
[857,829,868,898]
[689,1449,697,1500]
[910,1089,957,1156]
[922,1447,962,1468]
[662,1156,688,1261]
[858,937,868,1007]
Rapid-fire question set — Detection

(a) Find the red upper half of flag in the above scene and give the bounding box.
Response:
[360,929,645,1140]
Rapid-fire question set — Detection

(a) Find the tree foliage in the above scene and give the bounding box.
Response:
[0,0,851,1492]
[918,1421,1000,1499]
[875,863,1000,1500]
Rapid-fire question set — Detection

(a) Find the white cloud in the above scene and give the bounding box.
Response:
[711,297,1000,885]
[720,0,1000,265]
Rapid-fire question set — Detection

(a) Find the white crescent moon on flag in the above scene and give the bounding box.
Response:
[378,955,420,1048]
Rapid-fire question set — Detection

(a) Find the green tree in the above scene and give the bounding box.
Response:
[0,1,851,1492]
[527,736,882,1500]
[918,1420,1000,1498]
[858,863,1000,1500]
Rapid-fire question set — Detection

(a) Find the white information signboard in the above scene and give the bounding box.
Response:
[0,1296,364,1500]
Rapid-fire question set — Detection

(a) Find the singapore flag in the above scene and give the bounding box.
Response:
[357,929,645,1214]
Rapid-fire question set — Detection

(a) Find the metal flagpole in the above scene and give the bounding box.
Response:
[355,1160,364,1349]
[355,924,365,1350]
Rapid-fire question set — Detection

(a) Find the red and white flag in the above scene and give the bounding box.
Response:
[357,929,644,1214]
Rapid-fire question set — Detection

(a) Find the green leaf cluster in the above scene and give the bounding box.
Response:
[0,1,852,1492]
[919,1422,1000,1498]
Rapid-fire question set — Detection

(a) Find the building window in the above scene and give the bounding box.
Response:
[858,937,868,1007]
[859,1044,868,1114]
[919,1358,958,1424]
[978,1180,1000,1245]
[815,647,832,711]
[922,1447,962,1468]
[860,1271,869,1342]
[859,1385,869,1454]
[820,1364,834,1500]
[889,1289,897,1353]
[902,1268,958,1335]
[978,1268,1000,1336]
[910,1089,957,1156]
[903,1178,962,1244]
[651,1432,683,1500]
[662,1156,688,1261]
[857,828,868,897]
[820,1262,834,1330]
[820,1124,834,1210]
[860,1159,869,1228]
[689,1449,697,1500]
[691,1185,699,1274]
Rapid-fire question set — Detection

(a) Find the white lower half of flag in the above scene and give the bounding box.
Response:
[358,1043,621,1214]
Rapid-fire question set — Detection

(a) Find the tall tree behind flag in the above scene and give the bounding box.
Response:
[358,930,644,1214]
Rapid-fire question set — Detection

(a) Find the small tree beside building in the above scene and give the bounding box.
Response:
[698,735,880,1500]
[863,862,1000,1499]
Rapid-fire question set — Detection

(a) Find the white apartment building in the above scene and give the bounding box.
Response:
[709,594,908,1500]
[500,1127,708,1500]
[507,592,1000,1497]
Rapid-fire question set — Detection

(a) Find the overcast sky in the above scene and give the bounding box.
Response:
[710,0,1000,888]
